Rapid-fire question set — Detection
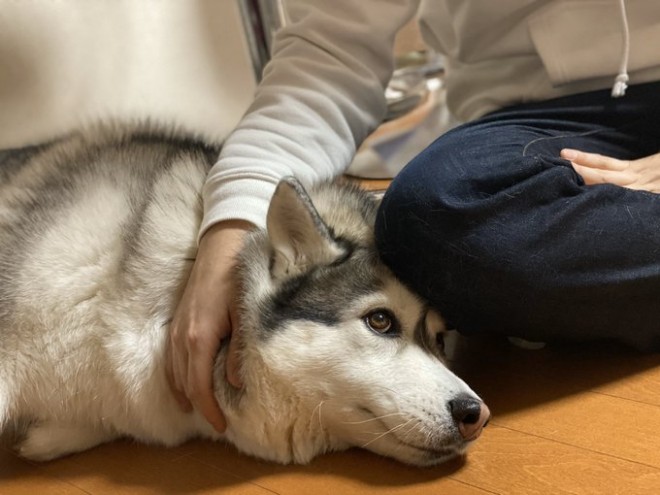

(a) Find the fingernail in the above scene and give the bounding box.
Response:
[561,149,578,160]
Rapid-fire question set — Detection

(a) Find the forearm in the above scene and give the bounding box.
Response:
[200,0,419,237]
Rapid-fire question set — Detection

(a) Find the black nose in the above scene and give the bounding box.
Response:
[448,395,491,440]
[449,396,482,424]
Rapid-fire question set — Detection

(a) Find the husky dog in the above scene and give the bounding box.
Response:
[0,126,489,466]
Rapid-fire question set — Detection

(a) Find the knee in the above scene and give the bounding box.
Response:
[375,122,580,259]
[383,123,565,215]
[374,140,575,311]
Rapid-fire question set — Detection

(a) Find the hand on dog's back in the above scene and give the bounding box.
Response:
[166,219,252,433]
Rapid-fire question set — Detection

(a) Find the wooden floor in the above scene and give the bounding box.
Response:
[3,334,660,495]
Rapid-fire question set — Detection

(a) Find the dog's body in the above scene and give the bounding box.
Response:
[0,126,488,466]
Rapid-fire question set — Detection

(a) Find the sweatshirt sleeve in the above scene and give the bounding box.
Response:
[200,0,419,237]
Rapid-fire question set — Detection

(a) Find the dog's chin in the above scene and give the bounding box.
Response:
[340,406,471,467]
[363,434,469,467]
[397,440,470,467]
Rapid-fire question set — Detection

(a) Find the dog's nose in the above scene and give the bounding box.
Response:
[448,395,491,441]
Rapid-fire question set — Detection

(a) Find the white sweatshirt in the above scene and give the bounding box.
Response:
[203,0,660,236]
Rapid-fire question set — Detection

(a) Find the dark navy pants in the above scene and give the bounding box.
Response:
[375,81,660,350]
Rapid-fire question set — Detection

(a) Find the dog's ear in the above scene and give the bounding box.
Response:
[267,177,348,279]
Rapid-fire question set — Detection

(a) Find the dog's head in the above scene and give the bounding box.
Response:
[216,178,489,466]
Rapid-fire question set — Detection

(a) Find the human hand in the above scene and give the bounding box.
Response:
[561,149,660,194]
[165,220,252,433]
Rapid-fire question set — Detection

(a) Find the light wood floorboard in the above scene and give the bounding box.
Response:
[3,335,660,494]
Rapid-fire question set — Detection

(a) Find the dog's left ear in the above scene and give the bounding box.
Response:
[267,177,348,279]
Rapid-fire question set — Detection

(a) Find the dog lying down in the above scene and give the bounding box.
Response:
[0,126,489,466]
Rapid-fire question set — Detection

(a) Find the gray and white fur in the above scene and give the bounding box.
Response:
[0,125,489,466]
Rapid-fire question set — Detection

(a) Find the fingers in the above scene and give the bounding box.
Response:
[570,162,627,186]
[186,333,228,433]
[168,310,231,433]
[165,327,193,413]
[165,342,193,413]
[561,149,627,171]
[561,148,634,188]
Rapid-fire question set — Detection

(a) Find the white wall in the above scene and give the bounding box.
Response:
[0,0,258,147]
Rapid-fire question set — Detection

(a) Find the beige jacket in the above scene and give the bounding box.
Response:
[203,0,660,234]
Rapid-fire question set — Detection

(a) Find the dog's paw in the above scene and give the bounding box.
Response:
[17,422,110,461]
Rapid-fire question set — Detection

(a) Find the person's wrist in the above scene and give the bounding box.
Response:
[200,220,253,244]
[197,220,254,263]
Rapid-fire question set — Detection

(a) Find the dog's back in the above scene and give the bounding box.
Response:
[0,127,219,447]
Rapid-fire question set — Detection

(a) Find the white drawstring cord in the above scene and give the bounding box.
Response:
[611,0,630,97]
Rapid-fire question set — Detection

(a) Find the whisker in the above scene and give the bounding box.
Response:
[398,418,424,444]
[341,412,406,425]
[310,400,326,429]
[360,418,415,449]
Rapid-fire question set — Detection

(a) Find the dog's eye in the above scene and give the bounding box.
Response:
[364,310,398,336]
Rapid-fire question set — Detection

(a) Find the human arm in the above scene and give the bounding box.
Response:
[168,0,420,430]
[165,220,250,432]
[201,0,420,233]
[561,148,660,193]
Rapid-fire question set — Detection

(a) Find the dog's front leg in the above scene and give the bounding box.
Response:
[17,421,117,461]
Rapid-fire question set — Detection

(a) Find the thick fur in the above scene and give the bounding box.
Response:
[0,126,484,466]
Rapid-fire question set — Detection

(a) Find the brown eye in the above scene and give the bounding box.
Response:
[364,310,399,336]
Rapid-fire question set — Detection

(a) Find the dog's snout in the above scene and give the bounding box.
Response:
[448,396,491,441]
